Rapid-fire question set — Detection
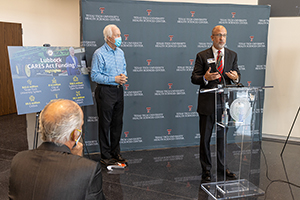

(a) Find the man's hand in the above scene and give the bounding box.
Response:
[204,67,221,81]
[225,70,238,81]
[71,142,83,156]
[115,74,128,85]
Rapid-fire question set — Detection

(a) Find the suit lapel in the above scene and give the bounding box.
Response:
[224,48,231,73]
[206,48,216,71]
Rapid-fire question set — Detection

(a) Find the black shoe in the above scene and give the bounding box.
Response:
[100,159,118,166]
[201,170,211,182]
[225,169,236,179]
[112,154,127,163]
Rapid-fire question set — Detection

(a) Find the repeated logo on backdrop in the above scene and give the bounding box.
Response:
[155,35,187,48]
[237,35,266,48]
[177,11,208,24]
[121,33,143,48]
[81,1,270,153]
[154,83,185,96]
[219,11,248,25]
[153,129,185,142]
[120,130,143,144]
[133,59,165,73]
[176,59,194,72]
[132,107,164,120]
[175,105,198,118]
[132,9,166,23]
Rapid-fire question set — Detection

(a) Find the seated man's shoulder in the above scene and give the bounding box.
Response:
[72,154,98,167]
[13,148,98,170]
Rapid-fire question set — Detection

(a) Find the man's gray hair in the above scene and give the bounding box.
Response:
[69,46,74,52]
[39,99,83,144]
[103,24,118,42]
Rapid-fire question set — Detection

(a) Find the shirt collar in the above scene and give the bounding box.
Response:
[212,46,224,55]
[37,142,71,154]
[104,42,117,52]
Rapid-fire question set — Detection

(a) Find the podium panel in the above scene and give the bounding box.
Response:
[201,87,265,199]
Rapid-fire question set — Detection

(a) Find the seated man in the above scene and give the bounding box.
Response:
[8,99,106,200]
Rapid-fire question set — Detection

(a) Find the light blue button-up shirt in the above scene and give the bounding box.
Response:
[91,43,127,85]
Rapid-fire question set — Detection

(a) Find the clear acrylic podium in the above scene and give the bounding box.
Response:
[201,86,267,199]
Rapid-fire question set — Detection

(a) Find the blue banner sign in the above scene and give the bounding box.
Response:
[7,46,94,115]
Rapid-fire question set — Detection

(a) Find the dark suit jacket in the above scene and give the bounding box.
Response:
[191,47,240,115]
[9,142,106,200]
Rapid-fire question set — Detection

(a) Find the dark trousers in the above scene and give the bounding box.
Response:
[199,93,227,172]
[199,114,225,172]
[95,84,124,159]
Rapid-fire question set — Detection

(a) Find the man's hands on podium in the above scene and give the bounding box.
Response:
[115,74,128,85]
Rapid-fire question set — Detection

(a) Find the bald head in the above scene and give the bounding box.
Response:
[39,99,83,145]
[212,25,227,35]
[211,25,227,50]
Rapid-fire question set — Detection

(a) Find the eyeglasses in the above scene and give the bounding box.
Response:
[213,34,227,38]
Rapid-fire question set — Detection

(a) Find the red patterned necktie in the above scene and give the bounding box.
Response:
[217,50,223,81]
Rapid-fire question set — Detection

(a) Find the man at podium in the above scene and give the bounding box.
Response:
[191,25,241,182]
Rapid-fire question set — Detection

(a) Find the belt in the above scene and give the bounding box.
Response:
[98,84,122,88]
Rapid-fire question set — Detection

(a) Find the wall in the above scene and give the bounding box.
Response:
[263,17,300,141]
[0,0,81,148]
[0,0,80,47]
[143,0,257,4]
[0,0,299,148]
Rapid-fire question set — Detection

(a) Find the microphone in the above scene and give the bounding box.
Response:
[215,52,226,87]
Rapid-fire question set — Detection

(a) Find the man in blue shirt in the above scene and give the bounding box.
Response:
[91,24,128,166]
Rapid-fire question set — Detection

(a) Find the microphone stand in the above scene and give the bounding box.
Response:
[219,72,227,88]
[215,55,243,88]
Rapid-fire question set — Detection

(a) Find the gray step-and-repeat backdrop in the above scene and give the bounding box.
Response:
[81,0,270,153]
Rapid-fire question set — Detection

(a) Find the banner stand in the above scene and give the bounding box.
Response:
[280,106,300,156]
[33,112,40,149]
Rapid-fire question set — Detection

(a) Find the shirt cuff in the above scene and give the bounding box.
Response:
[203,76,208,85]
[108,76,115,83]
[233,77,239,83]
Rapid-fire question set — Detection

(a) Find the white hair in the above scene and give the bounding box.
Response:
[103,24,119,42]
[39,99,83,145]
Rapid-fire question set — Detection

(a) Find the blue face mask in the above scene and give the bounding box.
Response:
[114,37,122,47]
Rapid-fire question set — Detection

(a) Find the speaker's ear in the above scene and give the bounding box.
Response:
[70,130,76,141]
